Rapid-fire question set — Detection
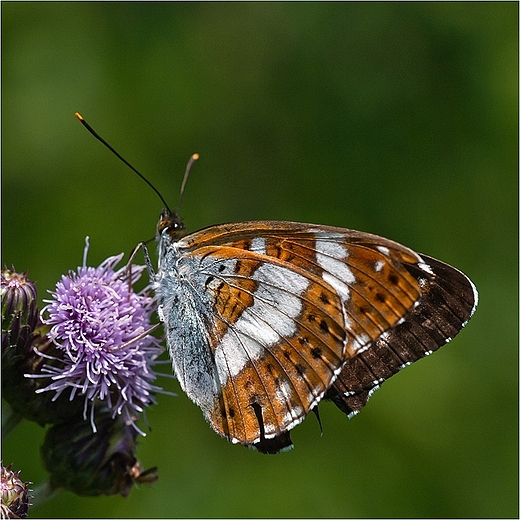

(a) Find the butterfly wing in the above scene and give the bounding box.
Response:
[325,254,478,416]
[159,221,474,452]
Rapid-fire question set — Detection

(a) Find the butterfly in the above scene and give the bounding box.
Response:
[152,210,478,453]
[74,113,478,454]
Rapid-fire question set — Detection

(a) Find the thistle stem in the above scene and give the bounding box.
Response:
[1,405,23,440]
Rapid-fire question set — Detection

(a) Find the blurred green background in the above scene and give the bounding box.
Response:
[2,2,518,518]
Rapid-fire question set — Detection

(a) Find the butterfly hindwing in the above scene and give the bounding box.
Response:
[325,253,478,417]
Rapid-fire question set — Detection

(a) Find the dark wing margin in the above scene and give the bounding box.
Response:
[324,254,478,416]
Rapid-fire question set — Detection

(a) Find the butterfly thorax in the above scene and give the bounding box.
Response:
[156,209,188,284]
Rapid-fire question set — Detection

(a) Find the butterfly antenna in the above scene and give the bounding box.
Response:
[75,112,172,214]
[176,153,199,215]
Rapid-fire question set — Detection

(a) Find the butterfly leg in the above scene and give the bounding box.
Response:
[138,241,157,280]
[119,241,157,296]
[129,241,156,277]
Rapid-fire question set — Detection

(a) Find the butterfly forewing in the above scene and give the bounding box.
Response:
[179,241,348,448]
[158,221,453,451]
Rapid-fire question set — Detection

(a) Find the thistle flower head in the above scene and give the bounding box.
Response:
[34,239,163,432]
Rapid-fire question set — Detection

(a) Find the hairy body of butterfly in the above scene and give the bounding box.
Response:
[153,211,478,454]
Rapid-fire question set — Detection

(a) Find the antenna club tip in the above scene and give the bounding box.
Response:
[192,153,199,160]
[75,112,84,121]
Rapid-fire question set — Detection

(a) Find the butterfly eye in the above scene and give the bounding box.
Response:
[171,219,186,234]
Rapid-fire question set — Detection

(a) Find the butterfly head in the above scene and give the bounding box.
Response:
[157,208,186,241]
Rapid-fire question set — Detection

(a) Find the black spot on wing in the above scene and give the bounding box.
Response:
[250,402,293,454]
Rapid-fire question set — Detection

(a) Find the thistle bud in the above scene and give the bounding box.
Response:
[1,268,38,364]
[1,463,30,519]
[41,407,157,497]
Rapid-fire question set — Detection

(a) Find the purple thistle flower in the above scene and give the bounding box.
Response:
[31,238,164,433]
